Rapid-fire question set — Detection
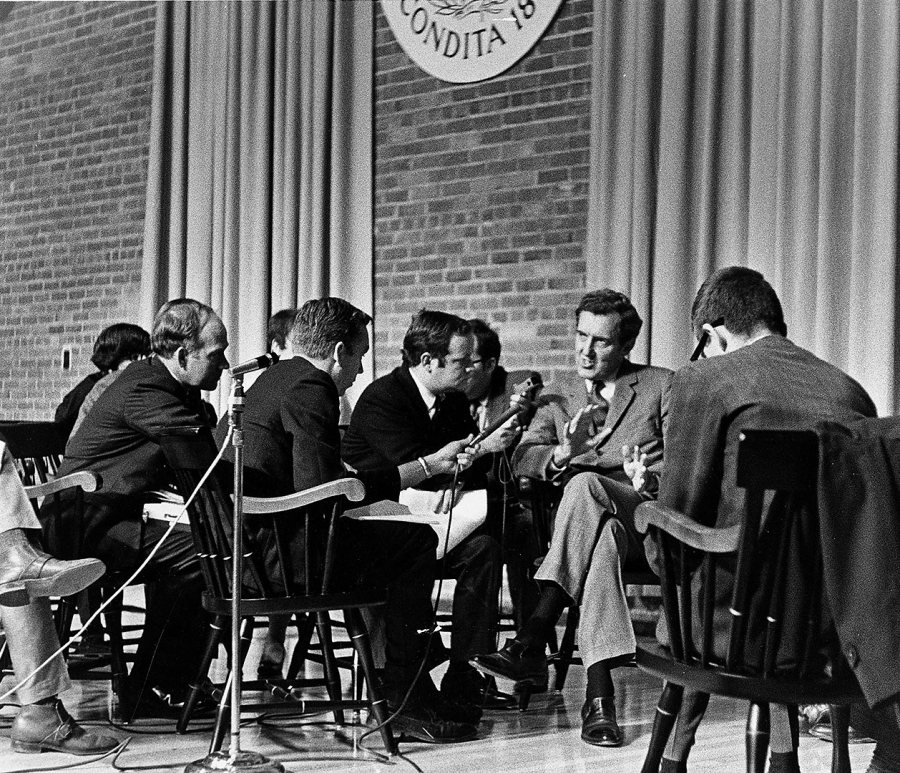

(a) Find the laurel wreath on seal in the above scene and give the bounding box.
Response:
[426,0,509,20]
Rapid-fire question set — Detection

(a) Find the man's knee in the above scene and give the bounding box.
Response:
[561,471,615,510]
[595,518,628,565]
[454,533,501,580]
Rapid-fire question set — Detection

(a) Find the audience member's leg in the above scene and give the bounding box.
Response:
[852,700,900,773]
[502,502,540,629]
[662,690,710,770]
[3,598,119,754]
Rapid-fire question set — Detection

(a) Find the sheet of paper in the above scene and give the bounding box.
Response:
[344,488,487,558]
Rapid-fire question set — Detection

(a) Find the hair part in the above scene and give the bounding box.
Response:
[91,323,151,371]
[468,318,501,363]
[151,299,216,358]
[291,297,371,360]
[691,266,787,338]
[576,289,643,346]
[402,309,471,368]
[267,308,298,351]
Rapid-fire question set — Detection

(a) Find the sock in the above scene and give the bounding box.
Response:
[585,662,614,700]
[660,759,687,773]
[517,583,569,652]
[769,750,800,773]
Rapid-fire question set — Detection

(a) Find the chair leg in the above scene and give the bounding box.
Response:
[641,681,684,773]
[746,702,770,773]
[285,613,315,680]
[554,606,579,691]
[177,615,226,734]
[829,703,851,773]
[344,608,398,756]
[104,592,127,723]
[315,612,345,725]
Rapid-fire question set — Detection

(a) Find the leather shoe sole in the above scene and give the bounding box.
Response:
[0,558,105,607]
[391,713,478,744]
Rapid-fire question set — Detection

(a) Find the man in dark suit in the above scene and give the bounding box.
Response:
[230,297,481,743]
[464,319,540,629]
[472,288,671,747]
[653,267,878,773]
[42,299,229,721]
[343,310,512,710]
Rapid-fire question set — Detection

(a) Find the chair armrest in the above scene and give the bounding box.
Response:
[634,501,741,554]
[242,478,366,514]
[24,471,100,498]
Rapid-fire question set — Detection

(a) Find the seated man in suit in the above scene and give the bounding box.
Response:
[229,297,482,744]
[464,319,540,630]
[343,310,514,710]
[0,440,118,755]
[472,288,672,747]
[652,267,882,773]
[42,298,228,721]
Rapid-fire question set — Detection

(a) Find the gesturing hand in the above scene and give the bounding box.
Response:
[552,404,609,467]
[478,414,521,455]
[622,444,649,493]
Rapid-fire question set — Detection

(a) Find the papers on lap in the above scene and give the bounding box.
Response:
[343,488,487,559]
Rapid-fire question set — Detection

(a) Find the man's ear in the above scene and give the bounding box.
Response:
[484,356,498,374]
[332,340,345,363]
[176,346,189,370]
[702,323,728,353]
[420,352,433,371]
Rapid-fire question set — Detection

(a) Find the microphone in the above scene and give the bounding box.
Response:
[468,373,543,448]
[230,351,280,377]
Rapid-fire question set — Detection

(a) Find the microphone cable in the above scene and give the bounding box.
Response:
[0,426,234,707]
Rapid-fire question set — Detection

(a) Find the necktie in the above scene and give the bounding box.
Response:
[590,389,610,430]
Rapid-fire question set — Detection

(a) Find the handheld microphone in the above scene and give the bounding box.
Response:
[468,373,543,448]
[230,351,280,377]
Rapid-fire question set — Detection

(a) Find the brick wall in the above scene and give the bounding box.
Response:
[373,0,593,380]
[0,1,155,420]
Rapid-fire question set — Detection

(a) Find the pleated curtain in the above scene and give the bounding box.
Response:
[586,0,899,414]
[140,0,373,410]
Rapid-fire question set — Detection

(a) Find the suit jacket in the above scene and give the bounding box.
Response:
[513,360,672,488]
[44,356,215,551]
[817,417,900,707]
[342,366,486,491]
[655,335,877,669]
[217,356,399,503]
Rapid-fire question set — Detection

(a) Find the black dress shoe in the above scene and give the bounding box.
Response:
[390,701,478,744]
[11,700,120,755]
[470,638,548,685]
[441,668,516,711]
[0,539,105,607]
[386,675,482,726]
[121,687,216,722]
[581,697,623,747]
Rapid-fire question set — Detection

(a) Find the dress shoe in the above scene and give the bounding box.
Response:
[257,641,286,679]
[121,686,216,723]
[387,675,482,726]
[580,696,623,747]
[388,695,478,744]
[469,638,548,686]
[11,700,119,755]
[441,667,516,711]
[0,539,105,607]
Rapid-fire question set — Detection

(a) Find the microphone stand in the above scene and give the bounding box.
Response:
[186,375,283,773]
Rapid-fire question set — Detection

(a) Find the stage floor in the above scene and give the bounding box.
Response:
[0,591,874,772]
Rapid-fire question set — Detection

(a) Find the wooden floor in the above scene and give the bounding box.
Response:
[0,594,876,772]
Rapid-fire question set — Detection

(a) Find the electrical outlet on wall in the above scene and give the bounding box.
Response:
[61,346,72,371]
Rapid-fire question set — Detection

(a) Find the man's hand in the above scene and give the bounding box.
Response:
[477,414,521,455]
[430,485,463,514]
[623,443,650,493]
[426,436,478,476]
[552,404,607,467]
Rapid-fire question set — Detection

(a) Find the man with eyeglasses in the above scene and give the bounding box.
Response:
[343,309,509,713]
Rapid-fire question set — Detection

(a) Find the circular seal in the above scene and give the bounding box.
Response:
[381,0,565,84]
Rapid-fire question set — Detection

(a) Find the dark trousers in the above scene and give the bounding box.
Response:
[91,515,205,701]
[334,519,439,685]
[443,528,502,664]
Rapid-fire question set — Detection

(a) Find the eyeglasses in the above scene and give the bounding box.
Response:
[690,317,725,362]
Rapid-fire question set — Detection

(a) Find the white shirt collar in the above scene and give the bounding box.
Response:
[408,368,438,416]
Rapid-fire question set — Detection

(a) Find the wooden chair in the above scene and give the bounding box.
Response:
[633,429,861,773]
[159,429,397,756]
[519,475,659,707]
[0,421,132,719]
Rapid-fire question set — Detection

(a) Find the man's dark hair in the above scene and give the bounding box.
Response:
[691,266,787,338]
[401,309,471,368]
[468,318,501,363]
[151,299,216,357]
[267,308,298,351]
[291,297,371,359]
[90,323,151,372]
[576,289,643,346]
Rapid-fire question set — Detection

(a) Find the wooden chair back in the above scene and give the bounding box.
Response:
[0,421,66,485]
